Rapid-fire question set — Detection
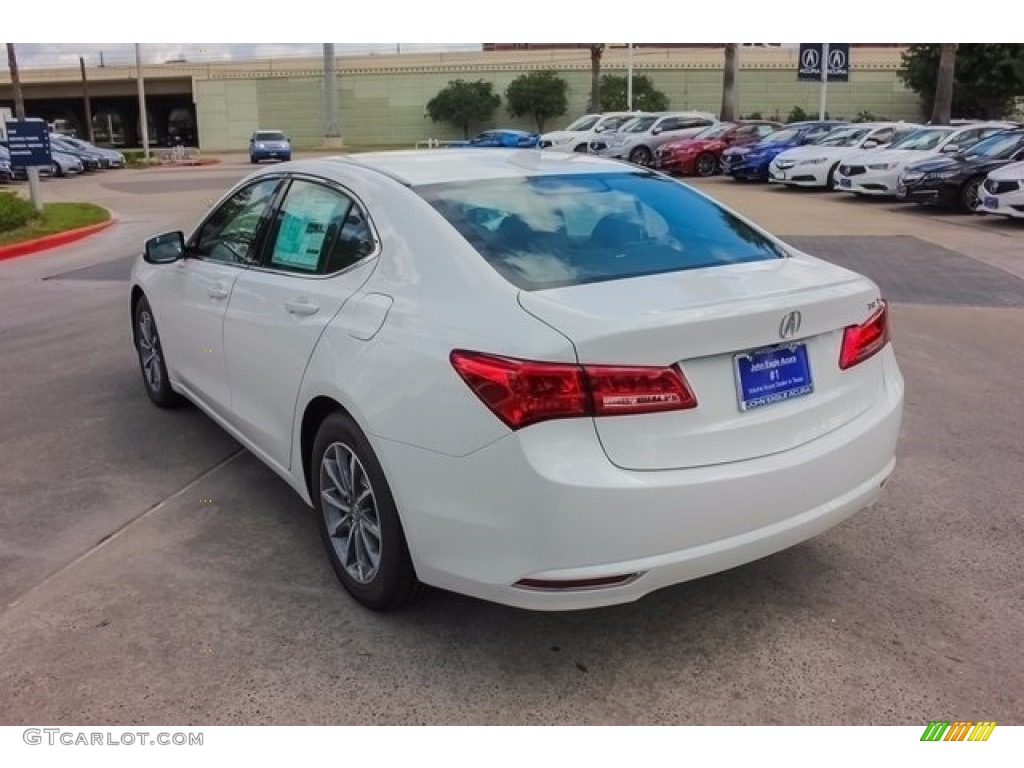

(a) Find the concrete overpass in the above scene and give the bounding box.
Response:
[1,46,919,150]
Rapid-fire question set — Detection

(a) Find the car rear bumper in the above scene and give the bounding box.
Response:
[376,347,904,610]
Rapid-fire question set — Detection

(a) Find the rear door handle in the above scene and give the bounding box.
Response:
[207,283,230,300]
[284,299,320,316]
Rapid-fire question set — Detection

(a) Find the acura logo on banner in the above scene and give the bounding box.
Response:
[798,44,850,82]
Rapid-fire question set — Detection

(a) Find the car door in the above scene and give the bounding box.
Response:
[158,176,284,417]
[223,177,379,468]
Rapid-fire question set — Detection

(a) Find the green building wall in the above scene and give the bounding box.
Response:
[195,64,923,151]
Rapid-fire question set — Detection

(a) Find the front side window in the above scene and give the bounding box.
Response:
[622,117,658,133]
[193,178,282,264]
[417,172,785,291]
[265,179,374,275]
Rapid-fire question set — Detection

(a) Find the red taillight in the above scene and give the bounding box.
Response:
[450,350,697,430]
[839,301,890,370]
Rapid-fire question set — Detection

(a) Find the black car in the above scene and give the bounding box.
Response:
[897,128,1024,212]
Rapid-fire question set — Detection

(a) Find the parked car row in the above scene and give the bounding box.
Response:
[639,115,1023,220]
[0,134,125,184]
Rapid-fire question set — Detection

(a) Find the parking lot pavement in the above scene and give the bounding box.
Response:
[0,168,1021,724]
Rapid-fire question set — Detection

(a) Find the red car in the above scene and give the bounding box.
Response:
[654,121,783,176]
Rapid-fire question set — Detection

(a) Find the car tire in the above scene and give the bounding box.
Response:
[959,177,983,214]
[826,163,840,190]
[695,152,717,177]
[51,162,63,178]
[250,155,258,165]
[134,296,183,409]
[628,146,653,166]
[312,412,420,611]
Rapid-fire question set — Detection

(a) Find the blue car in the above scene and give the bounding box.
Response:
[721,121,846,181]
[249,130,292,163]
[448,129,540,149]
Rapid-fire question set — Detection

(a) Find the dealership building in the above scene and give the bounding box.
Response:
[0,45,923,151]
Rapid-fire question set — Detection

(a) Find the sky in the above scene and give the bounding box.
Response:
[1,44,483,70]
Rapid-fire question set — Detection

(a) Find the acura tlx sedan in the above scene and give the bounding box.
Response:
[130,150,904,611]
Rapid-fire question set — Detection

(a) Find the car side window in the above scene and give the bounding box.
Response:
[872,128,894,144]
[264,179,375,275]
[658,118,681,132]
[756,125,776,137]
[193,178,282,265]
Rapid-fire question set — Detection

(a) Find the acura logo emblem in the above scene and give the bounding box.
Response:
[779,311,802,339]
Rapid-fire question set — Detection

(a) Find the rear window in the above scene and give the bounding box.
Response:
[415,172,785,290]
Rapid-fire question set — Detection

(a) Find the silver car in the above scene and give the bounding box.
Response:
[590,112,720,166]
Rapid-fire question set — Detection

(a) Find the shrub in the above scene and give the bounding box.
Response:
[0,192,37,232]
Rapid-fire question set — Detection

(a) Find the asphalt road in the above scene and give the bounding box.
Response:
[0,160,1021,724]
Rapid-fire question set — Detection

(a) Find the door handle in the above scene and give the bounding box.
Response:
[284,299,320,316]
[207,283,230,300]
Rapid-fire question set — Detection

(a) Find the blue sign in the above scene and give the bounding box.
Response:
[797,44,850,82]
[5,119,52,169]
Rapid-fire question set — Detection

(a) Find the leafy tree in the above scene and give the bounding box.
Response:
[598,74,669,112]
[787,105,809,122]
[426,79,500,138]
[588,44,605,111]
[505,71,569,132]
[899,44,1024,119]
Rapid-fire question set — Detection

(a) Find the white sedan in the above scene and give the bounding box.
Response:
[980,160,1024,220]
[130,150,904,611]
[834,122,1014,197]
[539,112,641,153]
[770,122,920,189]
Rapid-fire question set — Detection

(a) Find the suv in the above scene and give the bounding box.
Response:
[250,130,292,163]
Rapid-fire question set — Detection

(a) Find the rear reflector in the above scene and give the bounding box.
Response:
[839,301,890,370]
[450,350,697,430]
[515,573,640,591]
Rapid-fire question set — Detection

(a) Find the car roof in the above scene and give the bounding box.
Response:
[302,149,636,186]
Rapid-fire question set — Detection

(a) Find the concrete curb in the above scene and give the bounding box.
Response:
[0,218,116,262]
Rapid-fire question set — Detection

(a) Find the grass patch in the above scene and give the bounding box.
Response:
[0,202,111,246]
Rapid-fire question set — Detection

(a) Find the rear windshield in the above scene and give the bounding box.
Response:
[416,172,785,290]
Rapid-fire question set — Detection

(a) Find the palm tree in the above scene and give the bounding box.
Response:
[931,44,958,125]
[589,44,605,111]
[720,44,739,121]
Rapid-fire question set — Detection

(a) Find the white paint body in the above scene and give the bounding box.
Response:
[131,150,904,610]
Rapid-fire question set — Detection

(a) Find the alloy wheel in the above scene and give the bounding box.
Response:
[319,442,382,584]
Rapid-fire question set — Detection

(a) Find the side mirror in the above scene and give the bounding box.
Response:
[862,139,880,149]
[651,126,663,135]
[941,143,959,153]
[144,231,185,264]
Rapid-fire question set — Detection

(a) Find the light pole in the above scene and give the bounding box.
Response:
[627,43,634,110]
[135,43,150,158]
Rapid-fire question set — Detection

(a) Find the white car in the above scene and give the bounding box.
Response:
[980,160,1024,220]
[130,150,904,612]
[834,122,1015,197]
[770,123,921,189]
[589,112,719,166]
[539,112,641,153]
